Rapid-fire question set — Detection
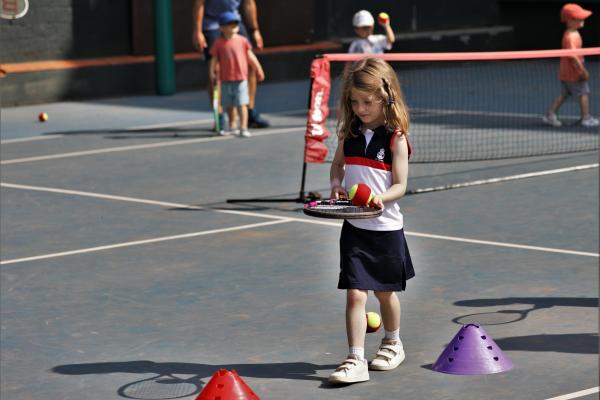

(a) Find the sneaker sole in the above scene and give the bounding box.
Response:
[369,352,406,371]
[328,373,370,384]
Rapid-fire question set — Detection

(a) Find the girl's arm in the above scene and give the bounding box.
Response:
[247,50,265,81]
[330,139,347,199]
[371,134,409,208]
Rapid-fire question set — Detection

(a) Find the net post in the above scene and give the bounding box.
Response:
[299,161,308,202]
[298,71,317,203]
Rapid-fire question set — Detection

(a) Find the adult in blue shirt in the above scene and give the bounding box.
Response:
[193,0,269,129]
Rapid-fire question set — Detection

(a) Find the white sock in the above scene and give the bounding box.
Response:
[349,346,365,361]
[385,328,400,342]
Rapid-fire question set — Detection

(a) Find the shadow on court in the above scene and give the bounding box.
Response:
[494,333,598,354]
[53,360,339,398]
[451,297,599,328]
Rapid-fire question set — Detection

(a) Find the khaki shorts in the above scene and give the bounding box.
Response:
[561,80,590,97]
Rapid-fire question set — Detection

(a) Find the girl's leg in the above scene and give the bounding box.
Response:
[329,288,370,384]
[346,289,368,353]
[371,291,405,371]
[374,291,400,333]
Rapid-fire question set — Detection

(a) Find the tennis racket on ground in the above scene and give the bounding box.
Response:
[303,199,383,219]
[212,79,220,133]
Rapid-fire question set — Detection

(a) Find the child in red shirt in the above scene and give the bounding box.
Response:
[210,11,265,137]
[543,3,598,127]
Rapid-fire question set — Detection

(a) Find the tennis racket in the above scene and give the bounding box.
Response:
[303,199,383,219]
[212,79,220,133]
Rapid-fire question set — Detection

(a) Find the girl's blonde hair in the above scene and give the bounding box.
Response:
[337,57,410,141]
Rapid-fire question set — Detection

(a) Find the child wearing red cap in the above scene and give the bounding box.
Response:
[543,3,599,127]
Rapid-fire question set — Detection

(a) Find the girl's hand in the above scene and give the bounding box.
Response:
[371,194,385,210]
[331,185,347,200]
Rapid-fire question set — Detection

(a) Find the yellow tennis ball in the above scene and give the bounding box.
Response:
[366,312,382,333]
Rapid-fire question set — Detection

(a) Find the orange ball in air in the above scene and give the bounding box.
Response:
[378,12,389,24]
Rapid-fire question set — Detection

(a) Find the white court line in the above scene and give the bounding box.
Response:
[0,109,308,145]
[2,182,598,264]
[0,119,214,145]
[0,219,291,265]
[0,135,66,144]
[406,231,598,257]
[0,182,287,221]
[411,107,582,120]
[410,164,599,194]
[544,387,599,400]
[125,118,213,131]
[0,126,303,165]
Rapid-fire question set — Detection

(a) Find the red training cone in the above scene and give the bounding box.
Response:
[196,369,260,400]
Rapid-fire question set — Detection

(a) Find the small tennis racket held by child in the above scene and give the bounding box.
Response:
[212,78,220,133]
[303,199,382,219]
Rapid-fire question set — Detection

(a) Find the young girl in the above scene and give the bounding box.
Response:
[328,57,415,384]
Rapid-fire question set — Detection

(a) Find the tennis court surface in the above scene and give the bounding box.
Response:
[1,73,598,399]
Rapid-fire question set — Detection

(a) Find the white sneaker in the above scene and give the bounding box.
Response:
[219,129,229,136]
[328,354,370,384]
[239,129,252,138]
[581,116,599,127]
[542,113,562,127]
[369,339,405,371]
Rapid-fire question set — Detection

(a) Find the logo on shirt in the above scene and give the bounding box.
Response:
[377,148,385,161]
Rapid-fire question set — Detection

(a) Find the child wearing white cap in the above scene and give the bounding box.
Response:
[348,10,395,54]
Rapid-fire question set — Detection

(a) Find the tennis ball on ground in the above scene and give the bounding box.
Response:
[366,312,382,333]
[378,12,389,24]
[38,112,48,122]
[348,183,374,206]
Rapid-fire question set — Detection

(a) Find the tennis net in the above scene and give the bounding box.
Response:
[304,49,600,164]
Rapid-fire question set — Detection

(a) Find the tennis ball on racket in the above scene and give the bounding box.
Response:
[378,12,389,24]
[366,312,382,333]
[38,112,48,122]
[348,183,374,206]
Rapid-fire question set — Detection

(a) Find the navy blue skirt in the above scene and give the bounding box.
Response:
[338,221,415,291]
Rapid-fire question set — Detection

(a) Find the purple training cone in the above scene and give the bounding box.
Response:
[432,324,513,375]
